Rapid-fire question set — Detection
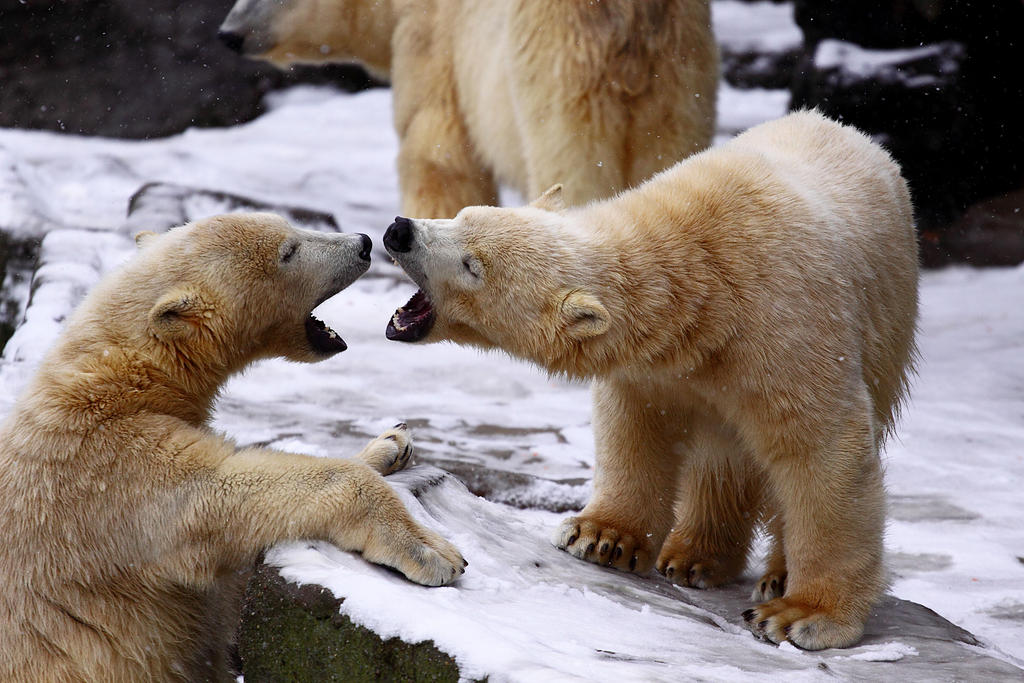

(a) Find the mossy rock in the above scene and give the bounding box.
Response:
[238,562,464,682]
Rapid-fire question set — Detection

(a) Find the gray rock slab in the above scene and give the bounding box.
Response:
[260,467,1024,682]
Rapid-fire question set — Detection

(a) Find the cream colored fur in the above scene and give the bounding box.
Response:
[219,0,718,215]
[0,213,463,681]
[384,112,920,650]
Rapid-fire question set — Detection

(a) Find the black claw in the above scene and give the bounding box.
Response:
[757,620,768,631]
[567,528,579,546]
[402,444,411,458]
[761,581,768,594]
[629,554,637,571]
[742,609,756,623]
[393,422,407,429]
[770,579,778,591]
[585,542,595,555]
[614,546,623,561]
[599,542,610,555]
[666,566,675,578]
[385,434,397,442]
[463,558,468,567]
[783,624,792,636]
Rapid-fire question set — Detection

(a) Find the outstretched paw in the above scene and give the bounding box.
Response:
[358,423,414,476]
[742,596,864,650]
[395,530,467,587]
[553,516,655,573]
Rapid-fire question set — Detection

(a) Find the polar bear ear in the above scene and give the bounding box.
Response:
[149,289,209,341]
[134,231,159,249]
[530,184,566,213]
[559,289,609,340]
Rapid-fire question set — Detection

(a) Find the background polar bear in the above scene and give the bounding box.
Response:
[218,0,718,216]
[382,111,919,650]
[0,214,464,682]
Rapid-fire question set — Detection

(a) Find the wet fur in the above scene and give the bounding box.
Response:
[387,112,919,649]
[219,0,718,215]
[0,214,463,681]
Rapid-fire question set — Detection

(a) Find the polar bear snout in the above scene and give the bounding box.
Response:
[357,233,372,261]
[384,217,415,253]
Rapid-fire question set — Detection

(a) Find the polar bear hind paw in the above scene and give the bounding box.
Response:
[742,597,864,650]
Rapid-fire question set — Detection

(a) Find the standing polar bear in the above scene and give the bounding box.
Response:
[0,214,464,682]
[383,111,919,650]
[218,0,718,216]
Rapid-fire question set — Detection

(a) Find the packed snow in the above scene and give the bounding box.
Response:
[1,6,1022,678]
[813,39,966,89]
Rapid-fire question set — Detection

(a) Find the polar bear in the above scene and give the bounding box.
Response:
[382,111,919,650]
[0,214,464,682]
[218,0,718,216]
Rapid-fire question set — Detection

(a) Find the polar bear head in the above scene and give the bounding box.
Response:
[116,213,371,373]
[217,0,394,77]
[382,186,618,377]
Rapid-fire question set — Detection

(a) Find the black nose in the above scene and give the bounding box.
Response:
[357,233,372,261]
[217,30,245,53]
[384,216,414,253]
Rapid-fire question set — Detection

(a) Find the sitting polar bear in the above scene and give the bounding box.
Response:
[218,0,718,216]
[383,111,919,650]
[0,214,464,682]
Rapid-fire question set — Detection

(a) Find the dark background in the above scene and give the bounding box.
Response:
[0,0,1022,266]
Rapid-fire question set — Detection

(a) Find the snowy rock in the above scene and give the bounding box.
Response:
[790,39,976,240]
[241,467,1024,681]
[1,87,1022,677]
[713,0,803,89]
[124,182,340,236]
[787,0,1024,260]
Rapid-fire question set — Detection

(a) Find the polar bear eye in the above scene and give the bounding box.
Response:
[280,242,299,263]
[462,255,483,280]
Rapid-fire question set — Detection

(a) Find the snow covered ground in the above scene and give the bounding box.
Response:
[1,3,1022,677]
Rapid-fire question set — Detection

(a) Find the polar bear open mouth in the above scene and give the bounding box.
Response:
[386,289,435,342]
[305,314,347,354]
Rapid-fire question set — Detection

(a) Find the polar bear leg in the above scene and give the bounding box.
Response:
[744,393,884,650]
[553,377,683,573]
[656,415,762,588]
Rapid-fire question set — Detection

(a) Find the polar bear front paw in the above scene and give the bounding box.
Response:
[553,515,655,573]
[395,530,467,587]
[357,423,414,475]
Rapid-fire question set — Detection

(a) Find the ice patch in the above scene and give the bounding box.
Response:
[844,642,919,662]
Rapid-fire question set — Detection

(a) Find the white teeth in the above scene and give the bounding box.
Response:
[391,312,408,331]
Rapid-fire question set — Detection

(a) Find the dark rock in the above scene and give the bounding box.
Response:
[789,0,1024,263]
[237,562,463,683]
[792,40,973,230]
[722,49,802,90]
[920,188,1024,268]
[0,0,381,140]
[714,0,803,89]
[421,455,588,513]
[0,231,40,352]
